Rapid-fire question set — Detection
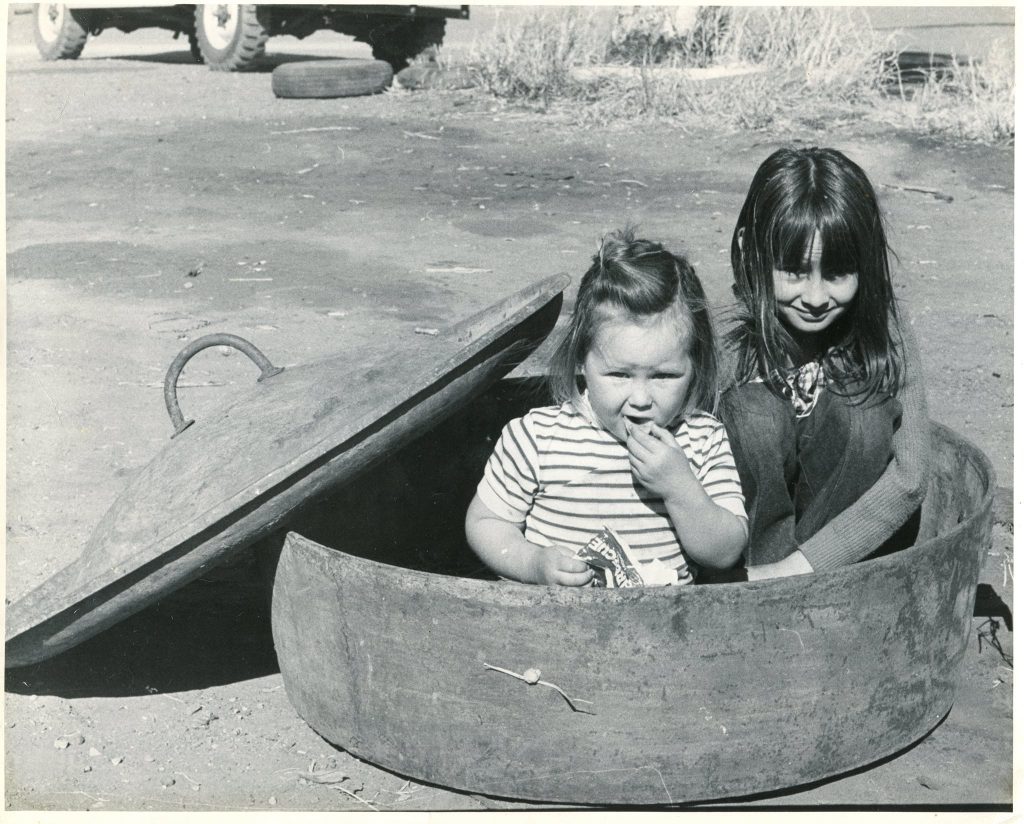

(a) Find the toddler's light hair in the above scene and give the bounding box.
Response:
[548,227,720,416]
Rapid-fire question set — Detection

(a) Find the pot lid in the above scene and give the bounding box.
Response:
[6,274,569,668]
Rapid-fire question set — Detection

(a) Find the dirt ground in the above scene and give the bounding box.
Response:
[3,9,1014,814]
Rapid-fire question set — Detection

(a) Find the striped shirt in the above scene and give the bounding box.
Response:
[476,397,747,585]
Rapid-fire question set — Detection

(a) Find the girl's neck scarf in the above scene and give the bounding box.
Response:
[772,345,859,418]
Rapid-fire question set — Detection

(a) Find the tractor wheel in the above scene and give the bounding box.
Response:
[33,3,90,60]
[194,4,269,72]
[271,59,394,99]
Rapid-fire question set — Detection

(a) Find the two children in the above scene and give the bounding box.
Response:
[467,147,928,585]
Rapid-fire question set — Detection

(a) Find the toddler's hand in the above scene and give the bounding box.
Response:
[625,421,696,499]
[531,544,594,587]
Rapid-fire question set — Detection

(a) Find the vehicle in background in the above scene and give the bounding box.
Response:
[33,3,469,71]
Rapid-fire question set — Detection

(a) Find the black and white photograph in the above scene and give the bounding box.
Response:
[4,2,1014,814]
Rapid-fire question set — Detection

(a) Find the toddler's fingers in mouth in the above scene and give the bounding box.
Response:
[626,416,653,436]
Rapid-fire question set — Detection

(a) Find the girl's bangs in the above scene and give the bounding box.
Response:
[816,214,861,275]
[772,209,860,275]
[771,208,817,272]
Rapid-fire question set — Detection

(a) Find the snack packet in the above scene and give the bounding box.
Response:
[574,527,645,588]
[575,526,679,587]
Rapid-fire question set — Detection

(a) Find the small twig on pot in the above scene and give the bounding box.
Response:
[483,663,595,714]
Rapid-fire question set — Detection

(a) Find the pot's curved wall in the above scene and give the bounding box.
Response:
[271,380,994,805]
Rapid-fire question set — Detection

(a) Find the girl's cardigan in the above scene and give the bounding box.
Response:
[723,314,931,571]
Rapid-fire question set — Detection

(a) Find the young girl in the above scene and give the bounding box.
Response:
[465,229,748,586]
[721,146,930,580]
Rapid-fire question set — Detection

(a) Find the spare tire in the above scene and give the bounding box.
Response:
[271,60,394,99]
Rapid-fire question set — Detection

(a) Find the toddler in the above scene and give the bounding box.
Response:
[465,229,748,586]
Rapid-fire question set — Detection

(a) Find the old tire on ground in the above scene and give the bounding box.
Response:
[33,3,90,60]
[879,50,970,89]
[194,4,269,72]
[271,60,394,99]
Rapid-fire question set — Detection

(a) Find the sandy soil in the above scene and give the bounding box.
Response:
[4,9,1013,813]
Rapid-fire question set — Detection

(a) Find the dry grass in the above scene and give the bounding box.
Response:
[876,42,1015,143]
[466,7,606,107]
[568,65,791,131]
[713,6,893,101]
[448,5,1013,144]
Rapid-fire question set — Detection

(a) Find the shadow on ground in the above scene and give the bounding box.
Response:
[5,558,278,699]
[80,51,369,71]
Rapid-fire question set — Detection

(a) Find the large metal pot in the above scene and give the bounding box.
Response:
[270,379,994,805]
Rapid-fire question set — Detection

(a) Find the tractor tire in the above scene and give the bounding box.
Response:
[194,4,269,72]
[33,3,90,61]
[368,18,447,73]
[271,59,394,99]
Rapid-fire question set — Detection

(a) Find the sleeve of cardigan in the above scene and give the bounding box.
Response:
[798,317,931,570]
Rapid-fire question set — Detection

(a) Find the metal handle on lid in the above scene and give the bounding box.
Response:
[163,333,284,438]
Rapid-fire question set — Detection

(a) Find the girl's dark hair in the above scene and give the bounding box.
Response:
[549,227,719,415]
[727,146,904,400]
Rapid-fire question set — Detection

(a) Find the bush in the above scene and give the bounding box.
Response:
[467,7,606,107]
[461,5,1013,143]
[884,43,1015,142]
[713,6,890,101]
[605,6,729,67]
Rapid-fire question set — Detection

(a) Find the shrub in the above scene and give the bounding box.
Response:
[462,6,1013,143]
[604,7,736,69]
[713,6,891,101]
[467,7,606,107]
[888,42,1015,142]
